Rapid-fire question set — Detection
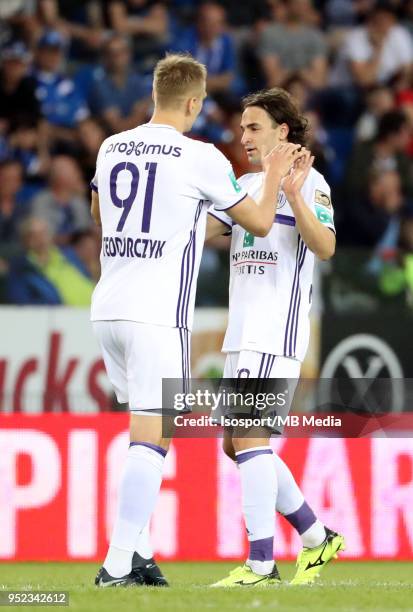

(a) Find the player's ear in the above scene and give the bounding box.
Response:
[279,123,289,140]
[186,96,196,116]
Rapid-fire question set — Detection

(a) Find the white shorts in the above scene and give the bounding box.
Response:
[223,351,301,380]
[92,321,190,413]
[220,351,301,434]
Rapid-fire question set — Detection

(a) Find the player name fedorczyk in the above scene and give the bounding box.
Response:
[102,236,166,259]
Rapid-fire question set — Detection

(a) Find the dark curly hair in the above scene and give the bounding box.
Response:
[242,88,309,147]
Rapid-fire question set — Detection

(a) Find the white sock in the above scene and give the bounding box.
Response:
[104,443,165,577]
[236,447,277,576]
[136,521,153,560]
[274,453,305,515]
[274,453,325,548]
[300,520,326,548]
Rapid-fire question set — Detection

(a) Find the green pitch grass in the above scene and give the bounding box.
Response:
[1,561,412,612]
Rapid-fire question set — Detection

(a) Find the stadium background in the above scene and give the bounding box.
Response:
[0,0,413,565]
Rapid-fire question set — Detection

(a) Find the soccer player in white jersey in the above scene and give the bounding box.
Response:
[90,55,305,587]
[207,88,345,587]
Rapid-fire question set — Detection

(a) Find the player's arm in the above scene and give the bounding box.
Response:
[227,143,302,237]
[91,190,101,226]
[108,0,167,36]
[283,153,335,260]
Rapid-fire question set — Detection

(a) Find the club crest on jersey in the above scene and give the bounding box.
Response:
[243,232,255,247]
[315,189,331,208]
[277,192,287,209]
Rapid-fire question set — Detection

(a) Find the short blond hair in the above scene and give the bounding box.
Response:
[153,53,207,109]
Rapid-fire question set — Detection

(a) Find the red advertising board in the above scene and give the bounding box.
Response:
[1,415,413,561]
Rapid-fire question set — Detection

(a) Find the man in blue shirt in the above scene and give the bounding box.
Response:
[88,34,151,134]
[32,30,89,139]
[171,2,240,143]
[172,2,236,95]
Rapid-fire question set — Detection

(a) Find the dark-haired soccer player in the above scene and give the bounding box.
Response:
[207,88,345,586]
[90,55,304,587]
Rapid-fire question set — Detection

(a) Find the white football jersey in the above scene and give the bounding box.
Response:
[90,123,246,330]
[210,167,335,361]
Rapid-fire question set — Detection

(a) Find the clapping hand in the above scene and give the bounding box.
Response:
[262,143,307,179]
[282,150,314,204]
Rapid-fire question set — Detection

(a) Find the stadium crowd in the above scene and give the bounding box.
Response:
[1,0,413,305]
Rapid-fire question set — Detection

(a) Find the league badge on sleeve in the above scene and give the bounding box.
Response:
[229,171,242,193]
[315,189,331,208]
[315,205,333,225]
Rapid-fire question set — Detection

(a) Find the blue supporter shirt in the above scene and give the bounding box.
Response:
[89,68,149,117]
[172,29,236,77]
[32,70,89,128]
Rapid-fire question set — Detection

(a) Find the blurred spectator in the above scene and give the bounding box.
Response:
[331,1,413,88]
[6,216,95,305]
[344,110,413,202]
[188,96,231,143]
[395,89,413,157]
[304,110,332,177]
[282,75,333,176]
[344,168,406,248]
[324,0,375,28]
[0,41,41,132]
[0,1,37,49]
[0,160,29,249]
[402,0,413,38]
[32,30,89,143]
[70,229,101,282]
[172,2,237,96]
[355,84,394,141]
[30,155,91,244]
[218,0,270,27]
[36,0,106,61]
[257,0,328,90]
[107,0,169,71]
[88,34,150,134]
[378,215,413,301]
[76,118,106,183]
[283,73,313,111]
[8,117,50,181]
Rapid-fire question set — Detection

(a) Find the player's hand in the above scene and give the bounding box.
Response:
[262,143,306,179]
[282,151,314,203]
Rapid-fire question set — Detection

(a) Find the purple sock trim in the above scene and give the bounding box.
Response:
[236,448,273,465]
[249,537,274,562]
[284,501,317,535]
[129,441,167,458]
